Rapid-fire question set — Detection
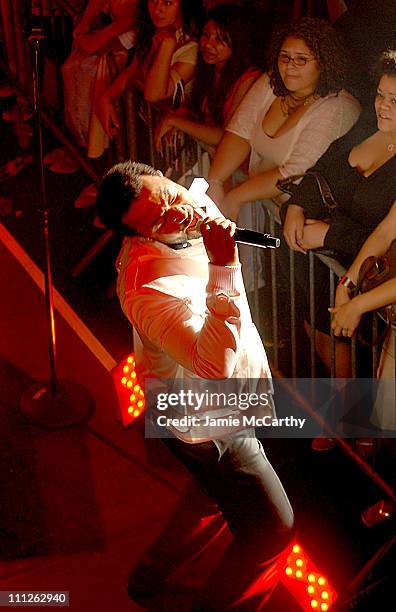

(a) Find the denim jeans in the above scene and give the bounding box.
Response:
[128,429,295,611]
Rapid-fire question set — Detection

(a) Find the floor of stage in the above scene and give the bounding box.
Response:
[0,100,393,611]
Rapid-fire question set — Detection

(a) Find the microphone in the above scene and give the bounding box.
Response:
[234,228,279,249]
[185,221,279,249]
[187,177,280,249]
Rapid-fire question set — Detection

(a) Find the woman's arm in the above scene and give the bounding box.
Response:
[331,278,396,337]
[223,73,261,125]
[207,75,270,203]
[331,199,396,335]
[76,7,137,54]
[73,0,109,38]
[97,60,138,137]
[208,132,250,190]
[219,167,283,220]
[144,34,196,103]
[155,112,223,149]
[343,200,396,284]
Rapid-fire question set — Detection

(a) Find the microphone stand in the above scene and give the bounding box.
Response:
[20,28,94,428]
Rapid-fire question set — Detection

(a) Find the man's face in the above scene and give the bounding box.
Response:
[122,175,201,243]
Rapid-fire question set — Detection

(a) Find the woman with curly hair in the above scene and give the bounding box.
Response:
[207,17,360,222]
[154,3,261,152]
[98,0,205,139]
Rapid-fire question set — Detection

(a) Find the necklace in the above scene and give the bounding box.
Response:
[280,93,315,117]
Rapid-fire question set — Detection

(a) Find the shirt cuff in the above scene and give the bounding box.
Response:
[207,263,241,296]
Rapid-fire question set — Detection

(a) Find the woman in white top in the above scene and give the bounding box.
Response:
[97,0,205,139]
[208,17,361,222]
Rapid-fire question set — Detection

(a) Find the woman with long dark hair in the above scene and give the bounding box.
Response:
[155,3,261,151]
[98,0,205,138]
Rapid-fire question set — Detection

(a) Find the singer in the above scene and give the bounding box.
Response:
[95,161,294,610]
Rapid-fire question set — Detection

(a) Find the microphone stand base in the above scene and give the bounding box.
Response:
[20,380,95,429]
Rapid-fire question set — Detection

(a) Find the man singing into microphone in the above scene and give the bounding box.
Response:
[96,161,294,610]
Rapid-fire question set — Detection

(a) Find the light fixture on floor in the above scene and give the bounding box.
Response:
[281,542,337,611]
[113,354,145,427]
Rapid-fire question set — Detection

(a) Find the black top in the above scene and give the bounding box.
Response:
[287,116,396,262]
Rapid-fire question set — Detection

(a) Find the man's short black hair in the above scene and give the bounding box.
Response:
[95,161,162,235]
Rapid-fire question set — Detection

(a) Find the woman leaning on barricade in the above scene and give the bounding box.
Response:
[330,200,396,432]
[281,48,396,379]
[154,3,261,157]
[207,17,360,222]
[330,202,396,514]
[97,0,205,140]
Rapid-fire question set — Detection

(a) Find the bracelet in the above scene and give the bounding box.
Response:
[338,274,356,291]
[208,178,224,186]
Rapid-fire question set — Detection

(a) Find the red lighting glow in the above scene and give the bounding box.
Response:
[281,542,337,611]
[112,354,145,426]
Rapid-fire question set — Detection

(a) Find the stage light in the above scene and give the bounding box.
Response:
[112,354,145,426]
[281,542,337,611]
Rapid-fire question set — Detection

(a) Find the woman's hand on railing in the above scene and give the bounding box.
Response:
[329,298,363,337]
[155,114,176,151]
[97,94,119,138]
[283,205,306,253]
[299,219,330,251]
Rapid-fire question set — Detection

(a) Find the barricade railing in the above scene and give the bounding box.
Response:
[245,197,388,382]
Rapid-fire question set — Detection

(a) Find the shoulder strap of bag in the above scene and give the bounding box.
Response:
[277,171,338,213]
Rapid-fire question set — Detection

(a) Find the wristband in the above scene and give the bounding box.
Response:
[338,274,356,291]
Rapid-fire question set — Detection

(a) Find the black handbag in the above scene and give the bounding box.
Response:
[277,171,338,222]
[277,171,340,258]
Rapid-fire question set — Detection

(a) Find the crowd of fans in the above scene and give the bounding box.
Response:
[53,1,396,432]
[1,0,393,515]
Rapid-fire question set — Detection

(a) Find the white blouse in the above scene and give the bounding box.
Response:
[227,73,361,178]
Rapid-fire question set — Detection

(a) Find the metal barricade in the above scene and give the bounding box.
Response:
[245,200,384,382]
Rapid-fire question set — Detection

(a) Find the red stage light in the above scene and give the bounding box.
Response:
[112,354,145,426]
[281,542,337,611]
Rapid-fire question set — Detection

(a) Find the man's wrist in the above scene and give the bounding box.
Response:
[208,263,241,295]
